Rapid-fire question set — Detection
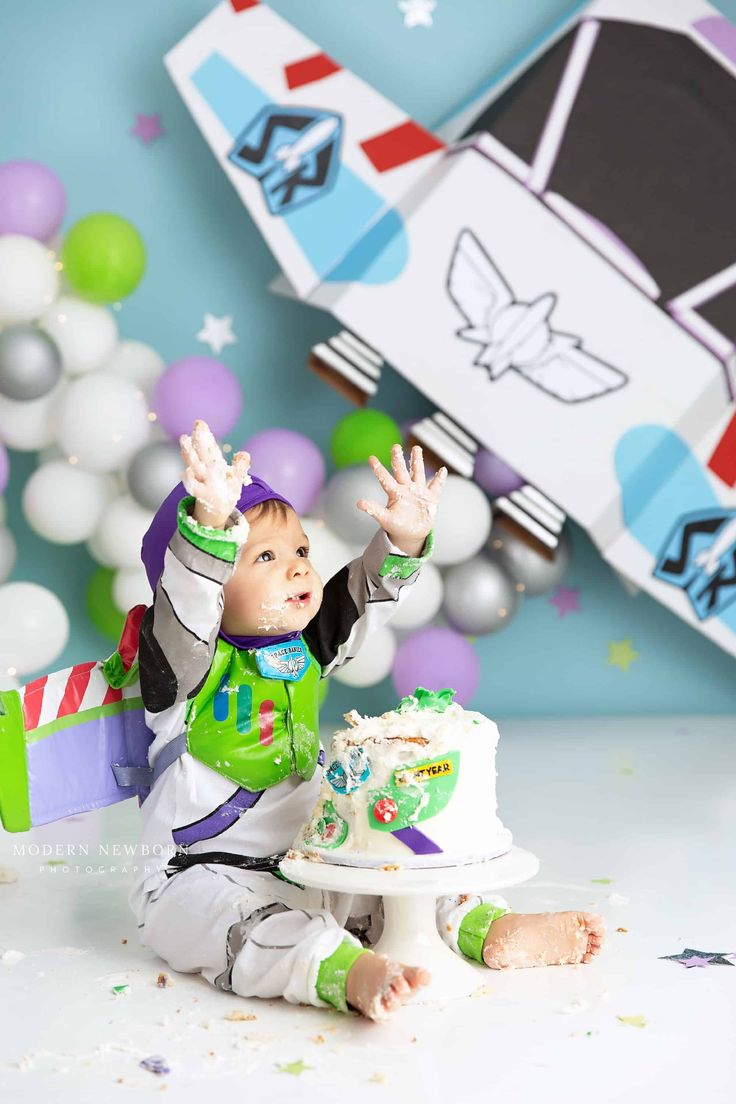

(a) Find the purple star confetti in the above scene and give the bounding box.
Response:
[131,112,165,144]
[660,948,736,968]
[140,1055,171,1075]
[549,585,581,618]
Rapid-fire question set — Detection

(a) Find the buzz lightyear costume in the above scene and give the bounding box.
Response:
[0,472,511,1011]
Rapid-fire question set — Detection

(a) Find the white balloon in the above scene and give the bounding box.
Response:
[301,518,352,583]
[0,581,69,675]
[40,295,118,376]
[100,340,165,400]
[0,235,59,324]
[324,467,382,545]
[54,372,152,473]
[0,378,66,451]
[23,460,115,544]
[113,565,152,612]
[390,561,444,630]
[92,494,154,569]
[0,672,19,691]
[332,625,396,688]
[0,497,7,525]
[86,528,117,567]
[0,526,17,583]
[432,475,492,566]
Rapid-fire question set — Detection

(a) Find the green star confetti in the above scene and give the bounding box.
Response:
[277,1059,312,1076]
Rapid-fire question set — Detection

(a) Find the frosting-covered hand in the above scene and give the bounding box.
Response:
[356,444,446,557]
[179,419,251,528]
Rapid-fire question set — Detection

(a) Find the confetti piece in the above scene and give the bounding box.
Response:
[277,1059,312,1076]
[617,927,628,933]
[224,1010,257,1021]
[111,984,130,996]
[607,639,639,672]
[140,1055,171,1075]
[591,878,612,885]
[549,585,581,617]
[660,948,736,967]
[617,1014,647,1029]
[131,112,165,144]
[311,1034,326,1044]
[120,938,128,944]
[156,973,173,988]
[0,865,19,883]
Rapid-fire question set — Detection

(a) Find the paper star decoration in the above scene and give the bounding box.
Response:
[549,585,581,617]
[131,113,165,144]
[277,1059,312,1076]
[607,638,639,672]
[197,313,238,355]
[399,0,436,28]
[660,948,736,968]
[617,1014,647,1029]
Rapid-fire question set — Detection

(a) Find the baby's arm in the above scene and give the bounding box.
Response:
[138,421,251,712]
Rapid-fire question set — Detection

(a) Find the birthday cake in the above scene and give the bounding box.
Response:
[290,688,513,869]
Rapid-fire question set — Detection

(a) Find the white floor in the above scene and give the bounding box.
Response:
[1,717,735,1103]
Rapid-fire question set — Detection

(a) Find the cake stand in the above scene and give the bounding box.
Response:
[279,846,540,1002]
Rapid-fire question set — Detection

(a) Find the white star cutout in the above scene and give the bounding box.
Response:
[196,313,237,355]
[399,0,436,28]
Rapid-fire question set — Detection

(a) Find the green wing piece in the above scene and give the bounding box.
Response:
[0,689,31,833]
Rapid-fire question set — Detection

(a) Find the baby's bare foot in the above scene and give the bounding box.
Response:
[345,951,430,1022]
[482,911,605,970]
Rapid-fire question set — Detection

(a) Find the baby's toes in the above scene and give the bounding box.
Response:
[390,974,411,999]
[404,966,431,991]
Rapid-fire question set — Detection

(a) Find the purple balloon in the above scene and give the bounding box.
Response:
[473,447,525,498]
[0,160,66,241]
[240,428,326,515]
[392,627,480,707]
[153,356,243,440]
[0,443,8,496]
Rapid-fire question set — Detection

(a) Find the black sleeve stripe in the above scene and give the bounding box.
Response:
[138,605,179,714]
[303,565,360,670]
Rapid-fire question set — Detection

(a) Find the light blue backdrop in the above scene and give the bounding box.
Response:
[2,0,736,719]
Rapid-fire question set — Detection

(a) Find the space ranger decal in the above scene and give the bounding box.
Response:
[229,104,343,214]
[655,509,736,621]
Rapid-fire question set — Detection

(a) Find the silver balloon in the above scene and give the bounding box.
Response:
[486,523,571,597]
[127,441,183,511]
[0,324,61,400]
[324,466,383,545]
[442,555,519,635]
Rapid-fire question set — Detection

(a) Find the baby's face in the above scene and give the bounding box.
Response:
[221,506,324,637]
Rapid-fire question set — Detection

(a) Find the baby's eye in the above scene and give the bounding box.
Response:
[297,546,309,557]
[256,550,274,562]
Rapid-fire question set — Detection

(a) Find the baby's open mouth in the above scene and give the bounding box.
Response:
[286,592,311,606]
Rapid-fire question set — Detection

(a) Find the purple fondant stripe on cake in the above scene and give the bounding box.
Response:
[391,826,443,855]
[173,786,264,846]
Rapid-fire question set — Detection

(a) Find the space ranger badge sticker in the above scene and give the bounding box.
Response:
[255,639,309,681]
[654,508,736,620]
[228,104,343,215]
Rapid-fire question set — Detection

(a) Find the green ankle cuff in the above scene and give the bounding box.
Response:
[316,940,373,1013]
[457,903,511,964]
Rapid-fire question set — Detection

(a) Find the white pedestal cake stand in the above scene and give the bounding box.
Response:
[279,846,540,1002]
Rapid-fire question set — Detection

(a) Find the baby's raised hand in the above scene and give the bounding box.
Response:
[179,419,251,529]
[356,444,447,557]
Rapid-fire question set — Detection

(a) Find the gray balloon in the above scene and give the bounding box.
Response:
[0,324,62,400]
[324,466,383,545]
[442,555,519,635]
[486,523,571,597]
[127,441,184,511]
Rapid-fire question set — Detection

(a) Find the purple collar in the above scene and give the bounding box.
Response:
[218,628,303,651]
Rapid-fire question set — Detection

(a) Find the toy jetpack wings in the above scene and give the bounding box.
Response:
[166,0,736,661]
[0,606,156,833]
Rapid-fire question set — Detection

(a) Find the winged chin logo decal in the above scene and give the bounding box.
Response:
[447,229,628,403]
[270,651,307,679]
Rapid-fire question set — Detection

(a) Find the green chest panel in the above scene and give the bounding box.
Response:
[185,638,322,792]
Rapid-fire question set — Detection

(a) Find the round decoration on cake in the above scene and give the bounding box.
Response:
[0,160,66,241]
[323,465,388,546]
[22,461,114,544]
[332,625,396,688]
[430,474,492,566]
[330,408,401,470]
[486,524,571,596]
[0,324,62,400]
[0,581,69,675]
[40,296,118,376]
[127,441,183,512]
[473,446,525,498]
[240,428,325,515]
[392,627,480,706]
[0,234,59,325]
[442,555,519,635]
[152,356,242,440]
[61,212,146,303]
[54,372,151,472]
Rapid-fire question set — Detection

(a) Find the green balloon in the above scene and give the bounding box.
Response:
[331,409,401,469]
[61,213,146,303]
[86,567,125,643]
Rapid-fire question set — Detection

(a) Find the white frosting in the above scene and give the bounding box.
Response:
[293,698,512,869]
